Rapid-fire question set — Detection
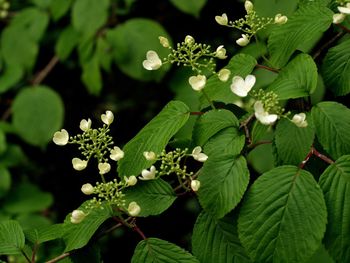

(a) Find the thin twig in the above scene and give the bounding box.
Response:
[190,111,204,115]
[45,252,70,263]
[312,148,334,165]
[31,242,39,263]
[299,146,334,169]
[31,55,59,86]
[248,140,272,149]
[133,224,147,240]
[240,114,255,145]
[255,64,279,73]
[336,23,350,34]
[312,31,345,60]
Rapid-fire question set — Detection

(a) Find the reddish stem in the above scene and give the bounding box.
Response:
[31,55,59,86]
[336,24,350,33]
[255,64,279,73]
[190,111,204,115]
[133,224,147,240]
[299,146,334,169]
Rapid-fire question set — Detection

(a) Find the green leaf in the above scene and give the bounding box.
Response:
[267,54,318,99]
[319,155,350,262]
[238,166,327,263]
[274,116,314,165]
[321,38,350,96]
[203,127,245,157]
[106,18,172,81]
[169,0,207,18]
[81,55,102,95]
[0,167,11,198]
[55,26,80,60]
[49,0,72,21]
[311,101,350,159]
[31,0,52,8]
[3,182,53,214]
[0,144,27,168]
[199,54,257,108]
[0,65,23,94]
[254,0,298,17]
[198,155,249,219]
[131,238,199,263]
[193,109,239,146]
[124,179,177,217]
[12,86,64,147]
[192,211,251,263]
[72,0,109,38]
[25,224,63,244]
[268,3,333,68]
[118,101,189,176]
[0,220,25,255]
[63,203,112,252]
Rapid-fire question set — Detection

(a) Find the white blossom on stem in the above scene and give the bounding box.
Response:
[218,69,231,82]
[333,13,346,24]
[81,183,94,195]
[79,118,91,132]
[98,162,111,175]
[143,151,157,161]
[159,36,170,47]
[53,129,69,146]
[254,101,278,125]
[110,146,124,161]
[142,50,162,70]
[192,146,208,162]
[215,13,228,26]
[70,210,86,224]
[230,75,256,97]
[139,165,156,180]
[185,35,195,45]
[189,75,206,91]
[128,201,141,217]
[215,45,227,59]
[101,110,114,125]
[291,113,308,128]
[244,1,254,13]
[191,180,201,192]
[236,34,250,46]
[72,158,88,171]
[124,176,138,186]
[338,3,350,14]
[274,14,288,24]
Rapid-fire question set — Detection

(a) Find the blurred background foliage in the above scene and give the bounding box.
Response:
[0,0,346,261]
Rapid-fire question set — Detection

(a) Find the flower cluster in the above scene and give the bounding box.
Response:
[142,35,229,92]
[52,111,124,175]
[0,0,10,19]
[139,147,207,192]
[333,1,350,24]
[215,1,287,46]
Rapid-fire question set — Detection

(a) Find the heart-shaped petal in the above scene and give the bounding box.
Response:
[53,129,69,146]
[101,110,114,125]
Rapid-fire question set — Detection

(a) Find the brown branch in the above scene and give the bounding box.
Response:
[336,23,350,34]
[31,55,59,86]
[255,64,279,73]
[45,252,70,263]
[240,114,255,145]
[133,224,147,240]
[299,146,334,169]
[190,111,204,115]
[248,140,272,149]
[312,148,334,165]
[312,31,345,60]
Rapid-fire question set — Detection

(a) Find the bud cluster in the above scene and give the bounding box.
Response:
[250,89,284,116]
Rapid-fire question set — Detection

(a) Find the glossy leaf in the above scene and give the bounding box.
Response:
[124,179,177,217]
[319,155,350,262]
[12,86,64,147]
[0,220,25,255]
[193,109,239,146]
[267,54,318,99]
[118,101,189,176]
[274,117,314,165]
[25,224,63,244]
[132,238,199,263]
[312,102,350,159]
[192,211,251,263]
[238,166,327,263]
[321,38,350,96]
[268,3,332,68]
[198,155,249,219]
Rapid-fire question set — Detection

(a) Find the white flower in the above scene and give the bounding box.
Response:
[191,180,201,192]
[185,35,195,45]
[128,201,141,217]
[79,118,91,132]
[142,50,162,70]
[338,3,350,14]
[98,162,111,175]
[110,146,124,161]
[292,113,308,128]
[140,165,156,180]
[101,110,114,125]
[230,75,256,97]
[81,183,94,195]
[72,158,88,171]
[53,129,69,146]
[254,101,278,125]
[236,34,250,46]
[189,75,207,91]
[192,146,208,162]
[244,1,254,13]
[70,210,86,224]
[333,13,346,24]
[124,175,138,186]
[215,13,228,26]
[215,45,227,59]
[274,14,288,24]
[218,69,231,82]
[143,151,157,161]
[159,36,170,47]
